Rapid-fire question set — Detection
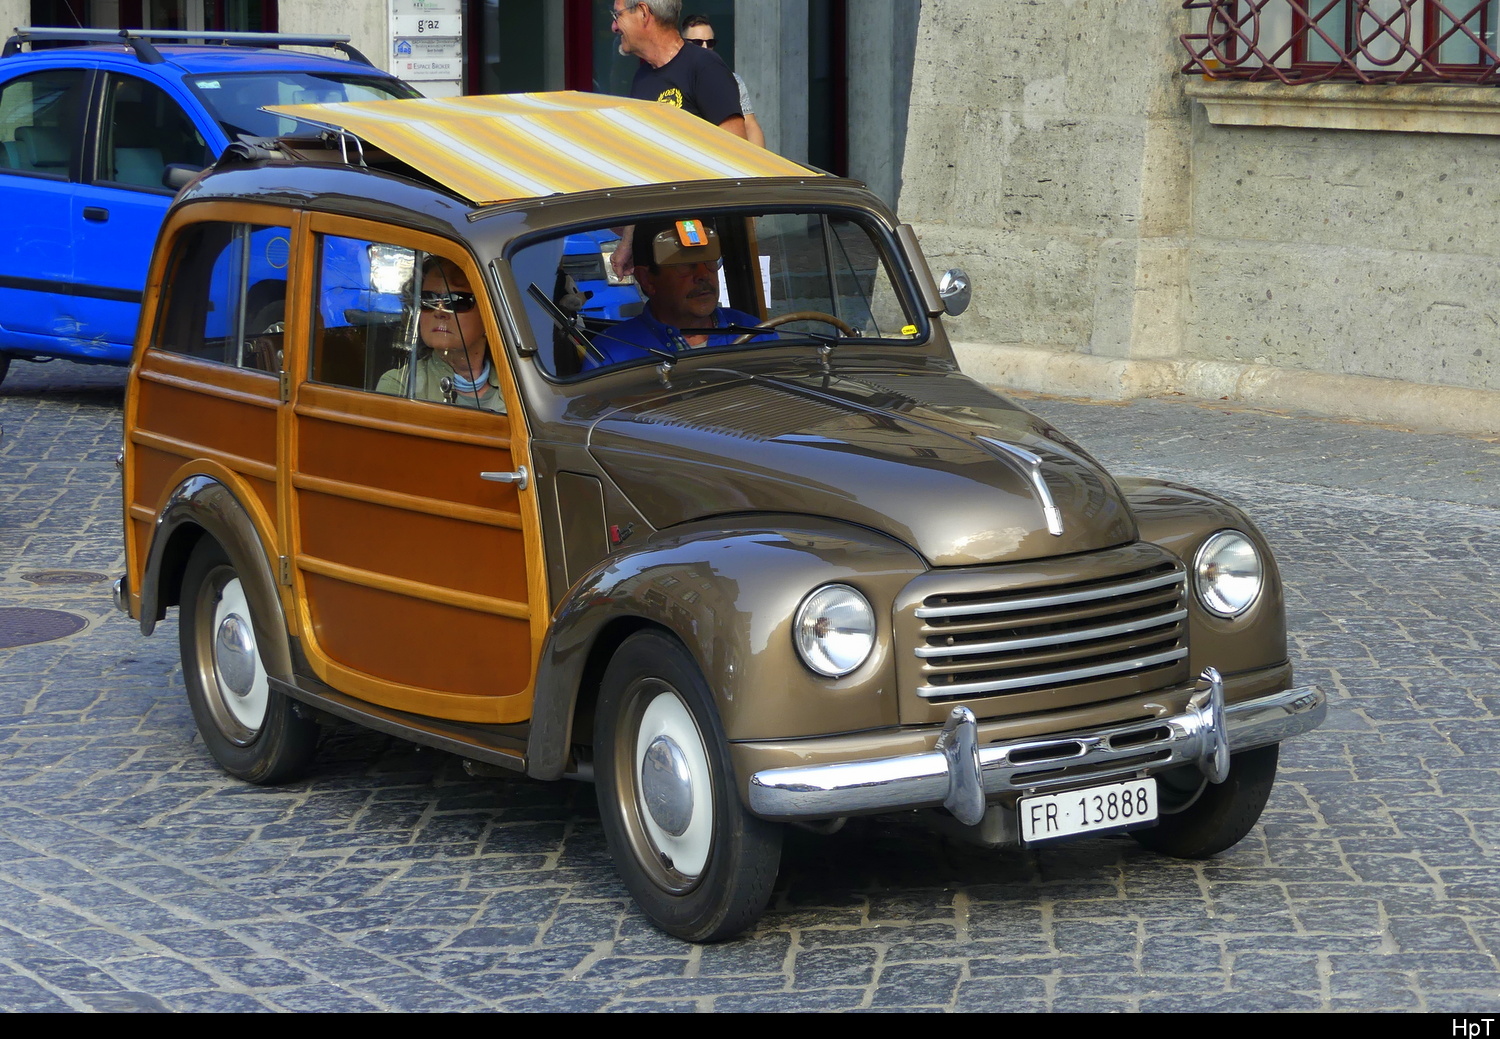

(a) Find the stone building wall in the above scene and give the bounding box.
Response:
[899,0,1500,431]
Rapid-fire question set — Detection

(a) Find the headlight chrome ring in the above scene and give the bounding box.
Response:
[1193,530,1263,618]
[794,583,876,677]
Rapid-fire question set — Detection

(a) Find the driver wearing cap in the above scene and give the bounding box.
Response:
[586,218,773,368]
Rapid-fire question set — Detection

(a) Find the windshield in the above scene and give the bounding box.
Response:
[509,209,925,379]
[185,72,420,139]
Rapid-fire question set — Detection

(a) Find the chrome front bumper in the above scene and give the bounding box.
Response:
[747,668,1326,825]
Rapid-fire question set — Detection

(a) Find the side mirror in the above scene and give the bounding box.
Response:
[939,268,971,316]
[163,163,203,191]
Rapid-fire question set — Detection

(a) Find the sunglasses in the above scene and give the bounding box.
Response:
[686,37,717,49]
[419,290,477,313]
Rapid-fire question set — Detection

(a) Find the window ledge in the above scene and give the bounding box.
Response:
[1185,78,1500,136]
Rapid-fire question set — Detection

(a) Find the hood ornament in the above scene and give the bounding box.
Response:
[976,436,1064,536]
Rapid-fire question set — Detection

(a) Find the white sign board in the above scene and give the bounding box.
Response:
[391,14,461,37]
[391,0,463,90]
[393,35,463,81]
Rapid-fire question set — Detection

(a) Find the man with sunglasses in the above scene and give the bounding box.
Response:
[587,218,774,368]
[682,13,765,148]
[610,0,745,140]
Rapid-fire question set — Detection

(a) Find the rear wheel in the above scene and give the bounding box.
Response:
[1131,743,1279,858]
[0,352,11,388]
[179,540,317,783]
[595,631,782,942]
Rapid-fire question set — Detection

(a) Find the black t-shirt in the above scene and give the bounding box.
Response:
[630,41,742,126]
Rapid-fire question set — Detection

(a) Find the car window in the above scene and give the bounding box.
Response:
[308,234,504,414]
[186,73,420,139]
[97,73,210,191]
[511,209,925,380]
[0,68,88,178]
[153,221,291,372]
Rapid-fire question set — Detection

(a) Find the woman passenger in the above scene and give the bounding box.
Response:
[378,258,505,413]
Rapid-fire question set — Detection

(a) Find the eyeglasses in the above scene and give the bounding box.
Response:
[610,3,639,23]
[419,290,476,313]
[686,37,717,49]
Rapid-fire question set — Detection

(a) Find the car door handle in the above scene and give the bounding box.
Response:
[480,466,529,490]
[83,206,109,222]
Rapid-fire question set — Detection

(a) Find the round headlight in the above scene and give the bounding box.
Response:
[1193,530,1263,617]
[794,584,876,677]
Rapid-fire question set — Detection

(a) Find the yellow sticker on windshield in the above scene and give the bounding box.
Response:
[901,324,918,336]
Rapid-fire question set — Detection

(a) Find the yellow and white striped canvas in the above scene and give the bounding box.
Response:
[265,92,819,205]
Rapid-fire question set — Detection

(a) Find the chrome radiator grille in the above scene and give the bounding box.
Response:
[913,561,1188,701]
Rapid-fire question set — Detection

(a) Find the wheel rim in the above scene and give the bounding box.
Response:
[620,679,714,890]
[200,574,269,745]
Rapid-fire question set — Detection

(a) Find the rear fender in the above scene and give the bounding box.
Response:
[138,472,292,681]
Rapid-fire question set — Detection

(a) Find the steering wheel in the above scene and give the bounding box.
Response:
[731,310,857,345]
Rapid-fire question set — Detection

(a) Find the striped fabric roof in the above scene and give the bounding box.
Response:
[265,92,819,205]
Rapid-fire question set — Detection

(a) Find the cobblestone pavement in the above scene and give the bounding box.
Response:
[1,361,1497,1012]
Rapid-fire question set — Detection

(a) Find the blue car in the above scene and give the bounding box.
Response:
[0,27,419,385]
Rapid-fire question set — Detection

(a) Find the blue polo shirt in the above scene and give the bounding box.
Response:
[585,306,774,369]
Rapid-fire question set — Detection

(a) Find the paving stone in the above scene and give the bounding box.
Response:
[790,945,879,988]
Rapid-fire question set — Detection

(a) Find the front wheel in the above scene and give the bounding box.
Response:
[595,631,782,942]
[1131,743,1279,859]
[179,540,318,784]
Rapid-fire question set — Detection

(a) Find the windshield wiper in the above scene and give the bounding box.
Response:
[526,283,607,366]
[678,323,841,346]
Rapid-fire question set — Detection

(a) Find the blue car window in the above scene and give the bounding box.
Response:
[154,221,289,373]
[97,73,210,190]
[0,68,87,177]
[186,73,419,140]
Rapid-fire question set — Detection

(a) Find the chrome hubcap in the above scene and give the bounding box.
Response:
[215,613,257,698]
[641,734,694,836]
[208,576,269,741]
[633,688,713,879]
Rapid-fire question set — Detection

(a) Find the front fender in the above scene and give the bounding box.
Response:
[1121,477,1289,681]
[526,515,926,781]
[138,472,292,681]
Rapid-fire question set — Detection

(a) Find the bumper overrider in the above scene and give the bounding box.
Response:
[748,668,1325,826]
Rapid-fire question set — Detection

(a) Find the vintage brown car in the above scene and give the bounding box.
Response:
[116,94,1325,941]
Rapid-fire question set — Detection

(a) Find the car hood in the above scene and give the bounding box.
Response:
[586,365,1136,566]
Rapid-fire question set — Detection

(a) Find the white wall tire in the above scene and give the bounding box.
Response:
[595,631,782,941]
[179,540,317,784]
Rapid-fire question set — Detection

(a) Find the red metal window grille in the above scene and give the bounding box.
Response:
[1181,1,1500,84]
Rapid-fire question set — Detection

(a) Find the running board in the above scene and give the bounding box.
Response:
[269,675,531,773]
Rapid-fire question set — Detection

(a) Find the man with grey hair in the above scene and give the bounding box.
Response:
[610,0,746,139]
[607,0,748,277]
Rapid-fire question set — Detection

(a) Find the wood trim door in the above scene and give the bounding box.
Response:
[285,213,547,724]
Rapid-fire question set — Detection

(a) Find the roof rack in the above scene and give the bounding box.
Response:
[1,27,372,66]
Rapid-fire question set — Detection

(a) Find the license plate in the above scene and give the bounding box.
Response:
[1020,777,1158,843]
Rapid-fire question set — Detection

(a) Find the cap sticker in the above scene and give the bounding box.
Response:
[676,219,705,247]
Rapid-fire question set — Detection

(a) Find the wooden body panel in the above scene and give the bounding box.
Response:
[291,383,532,712]
[284,215,543,724]
[126,203,548,726]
